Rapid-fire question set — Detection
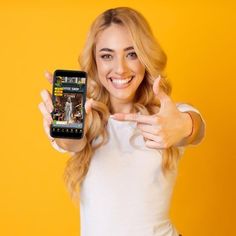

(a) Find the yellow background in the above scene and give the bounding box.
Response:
[0,0,235,235]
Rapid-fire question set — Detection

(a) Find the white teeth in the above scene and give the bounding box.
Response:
[111,77,133,84]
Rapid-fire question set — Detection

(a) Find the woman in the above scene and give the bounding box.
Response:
[39,7,205,236]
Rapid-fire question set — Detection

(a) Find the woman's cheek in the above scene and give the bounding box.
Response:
[97,60,112,75]
[128,60,145,74]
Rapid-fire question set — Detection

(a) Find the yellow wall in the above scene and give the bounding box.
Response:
[0,0,235,235]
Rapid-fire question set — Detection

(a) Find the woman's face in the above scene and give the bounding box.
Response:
[95,24,145,104]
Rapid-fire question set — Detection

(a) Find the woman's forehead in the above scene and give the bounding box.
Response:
[95,24,134,52]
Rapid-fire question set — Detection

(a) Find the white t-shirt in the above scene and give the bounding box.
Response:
[78,104,205,236]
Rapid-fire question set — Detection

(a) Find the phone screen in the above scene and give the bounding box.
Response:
[50,70,87,139]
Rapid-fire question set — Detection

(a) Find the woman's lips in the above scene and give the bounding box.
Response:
[108,76,134,89]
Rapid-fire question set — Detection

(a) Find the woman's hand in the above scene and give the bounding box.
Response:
[111,76,193,149]
[38,71,94,153]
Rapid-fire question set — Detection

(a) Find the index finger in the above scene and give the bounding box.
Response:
[111,113,158,125]
[40,89,53,112]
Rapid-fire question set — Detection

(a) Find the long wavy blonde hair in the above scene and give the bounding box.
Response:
[64,7,180,201]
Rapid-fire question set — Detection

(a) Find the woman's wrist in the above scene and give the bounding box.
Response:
[54,136,87,153]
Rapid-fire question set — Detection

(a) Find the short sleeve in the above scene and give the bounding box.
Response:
[176,103,206,145]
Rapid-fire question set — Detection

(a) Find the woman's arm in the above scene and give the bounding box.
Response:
[110,77,206,149]
[38,71,94,155]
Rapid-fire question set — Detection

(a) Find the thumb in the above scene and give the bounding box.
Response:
[85,98,94,114]
[153,75,171,104]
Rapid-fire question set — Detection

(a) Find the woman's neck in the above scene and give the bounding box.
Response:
[110,96,135,114]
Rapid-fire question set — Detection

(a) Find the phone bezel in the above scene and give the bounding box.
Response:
[50,69,87,139]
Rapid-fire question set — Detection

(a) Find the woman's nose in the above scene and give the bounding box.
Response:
[114,57,128,75]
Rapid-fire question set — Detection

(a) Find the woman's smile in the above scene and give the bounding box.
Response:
[108,76,134,89]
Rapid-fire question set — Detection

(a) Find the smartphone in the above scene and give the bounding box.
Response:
[50,69,87,139]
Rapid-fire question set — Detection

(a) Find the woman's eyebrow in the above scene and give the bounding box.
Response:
[99,46,134,52]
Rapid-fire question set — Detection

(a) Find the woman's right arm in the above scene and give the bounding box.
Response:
[38,71,93,154]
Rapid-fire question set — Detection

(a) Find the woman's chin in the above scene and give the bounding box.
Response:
[109,91,134,103]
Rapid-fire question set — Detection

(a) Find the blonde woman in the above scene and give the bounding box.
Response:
[39,7,205,236]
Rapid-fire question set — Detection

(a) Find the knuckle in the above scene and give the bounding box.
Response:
[156,136,162,143]
[43,118,50,126]
[45,103,52,113]
[131,113,137,120]
[45,97,52,106]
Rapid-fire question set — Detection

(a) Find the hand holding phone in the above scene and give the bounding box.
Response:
[38,70,93,153]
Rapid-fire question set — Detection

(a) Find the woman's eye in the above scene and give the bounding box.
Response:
[127,52,137,59]
[101,54,112,60]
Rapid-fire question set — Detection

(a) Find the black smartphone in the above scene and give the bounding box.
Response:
[50,69,87,139]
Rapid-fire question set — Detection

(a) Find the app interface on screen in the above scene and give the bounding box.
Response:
[51,75,86,134]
